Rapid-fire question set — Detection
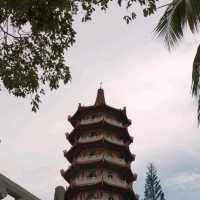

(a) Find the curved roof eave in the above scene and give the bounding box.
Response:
[68,104,131,128]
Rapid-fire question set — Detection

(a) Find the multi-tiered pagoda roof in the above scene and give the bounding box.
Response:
[61,88,138,200]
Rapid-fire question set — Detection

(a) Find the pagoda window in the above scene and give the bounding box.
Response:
[108,171,113,179]
[108,151,114,157]
[97,191,103,198]
[91,114,96,119]
[86,193,96,200]
[90,131,96,137]
[119,153,124,159]
[75,135,80,143]
[117,136,122,141]
[123,138,127,144]
[89,150,96,156]
[87,170,97,178]
[75,171,81,178]
[120,175,126,181]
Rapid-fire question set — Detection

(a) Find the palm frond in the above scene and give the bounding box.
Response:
[198,95,200,124]
[155,0,200,124]
[192,44,200,124]
[154,0,200,50]
[192,44,200,96]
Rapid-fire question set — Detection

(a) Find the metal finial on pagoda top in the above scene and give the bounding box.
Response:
[100,81,103,89]
[94,84,106,106]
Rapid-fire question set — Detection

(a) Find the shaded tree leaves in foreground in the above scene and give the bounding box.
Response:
[0,0,158,111]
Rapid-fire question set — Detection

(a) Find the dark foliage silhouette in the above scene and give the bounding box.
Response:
[143,163,166,200]
[0,0,158,111]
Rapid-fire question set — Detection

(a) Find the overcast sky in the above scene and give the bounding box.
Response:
[1,3,200,200]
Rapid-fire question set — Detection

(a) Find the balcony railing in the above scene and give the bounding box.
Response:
[79,116,124,128]
[105,155,127,167]
[103,175,132,189]
[105,136,126,146]
[76,154,104,163]
[71,176,102,186]
[78,135,126,146]
[78,135,103,143]
[75,154,128,168]
[70,175,132,190]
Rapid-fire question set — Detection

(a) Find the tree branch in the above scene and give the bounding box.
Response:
[157,3,172,10]
[0,25,20,40]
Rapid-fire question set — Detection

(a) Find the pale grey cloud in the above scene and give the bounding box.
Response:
[166,170,200,191]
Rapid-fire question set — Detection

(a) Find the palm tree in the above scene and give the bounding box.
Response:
[155,0,200,123]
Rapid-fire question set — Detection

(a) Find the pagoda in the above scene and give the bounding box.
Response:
[61,88,138,200]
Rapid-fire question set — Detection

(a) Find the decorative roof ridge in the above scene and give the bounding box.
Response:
[76,136,128,147]
[74,104,125,112]
[71,120,127,131]
[69,137,132,152]
[62,157,131,173]
[68,103,131,127]
[63,137,132,157]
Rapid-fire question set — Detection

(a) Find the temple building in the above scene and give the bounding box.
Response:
[61,88,138,200]
[0,173,40,200]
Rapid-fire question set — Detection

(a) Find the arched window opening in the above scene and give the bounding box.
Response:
[87,170,97,178]
[108,171,113,179]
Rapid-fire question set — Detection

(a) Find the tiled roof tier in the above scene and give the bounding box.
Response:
[61,159,137,183]
[65,181,137,200]
[66,120,133,145]
[64,139,135,163]
[68,104,131,128]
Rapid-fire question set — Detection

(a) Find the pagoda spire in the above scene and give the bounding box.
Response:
[94,86,106,105]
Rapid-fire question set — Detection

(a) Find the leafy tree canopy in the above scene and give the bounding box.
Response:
[0,0,158,111]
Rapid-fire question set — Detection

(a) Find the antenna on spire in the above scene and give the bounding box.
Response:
[100,81,103,89]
